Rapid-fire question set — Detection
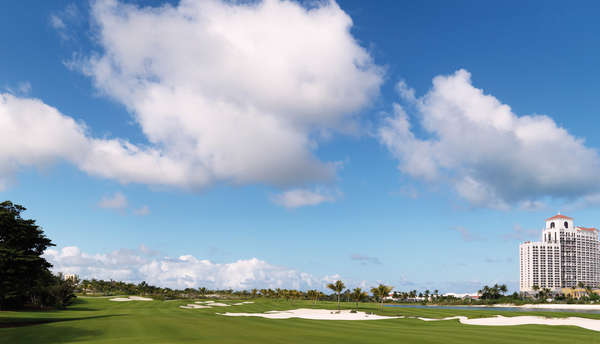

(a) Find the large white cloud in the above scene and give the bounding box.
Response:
[45,245,329,290]
[0,0,381,192]
[379,69,600,208]
[80,0,381,188]
[0,93,192,190]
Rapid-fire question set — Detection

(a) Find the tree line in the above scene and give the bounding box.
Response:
[0,201,76,310]
[3,200,531,310]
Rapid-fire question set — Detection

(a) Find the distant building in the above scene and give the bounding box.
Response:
[519,214,600,293]
[442,292,479,299]
[63,273,77,281]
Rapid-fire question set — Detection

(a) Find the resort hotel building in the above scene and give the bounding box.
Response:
[519,214,600,293]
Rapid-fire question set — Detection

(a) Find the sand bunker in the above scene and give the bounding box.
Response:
[207,302,230,307]
[109,296,153,302]
[180,301,235,310]
[221,308,600,330]
[417,315,600,332]
[180,304,212,309]
[221,308,400,320]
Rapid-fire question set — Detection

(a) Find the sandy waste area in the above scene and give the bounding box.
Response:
[220,308,600,331]
[221,308,400,320]
[418,315,600,332]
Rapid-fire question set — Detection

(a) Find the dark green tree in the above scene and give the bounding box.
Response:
[0,201,55,309]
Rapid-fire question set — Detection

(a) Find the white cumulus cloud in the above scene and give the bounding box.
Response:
[0,93,187,190]
[379,69,600,209]
[0,0,382,195]
[78,0,381,188]
[44,245,330,290]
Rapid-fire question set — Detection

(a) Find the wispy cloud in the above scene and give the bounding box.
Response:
[565,193,600,211]
[98,192,128,210]
[519,200,546,211]
[450,226,485,242]
[138,244,160,257]
[4,81,31,95]
[49,14,66,30]
[503,224,539,242]
[133,205,150,216]
[350,253,382,265]
[49,3,81,41]
[484,257,513,264]
[272,188,339,208]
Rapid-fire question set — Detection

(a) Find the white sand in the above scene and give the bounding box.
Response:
[181,304,212,309]
[109,298,132,302]
[221,308,400,320]
[417,315,600,332]
[493,303,600,310]
[182,300,251,310]
[241,301,254,304]
[220,308,600,330]
[185,301,229,307]
[109,296,153,302]
[209,302,231,307]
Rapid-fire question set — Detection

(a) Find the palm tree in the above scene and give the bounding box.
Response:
[371,284,393,311]
[499,284,508,296]
[306,290,316,304]
[540,288,552,301]
[351,288,367,312]
[585,286,593,298]
[343,289,351,302]
[327,280,346,311]
[532,285,540,299]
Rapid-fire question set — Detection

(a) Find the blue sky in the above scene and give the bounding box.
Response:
[2,0,600,293]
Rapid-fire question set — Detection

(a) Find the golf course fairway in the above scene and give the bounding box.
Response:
[2,298,600,343]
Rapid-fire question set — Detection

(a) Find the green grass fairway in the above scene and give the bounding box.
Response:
[2,298,600,343]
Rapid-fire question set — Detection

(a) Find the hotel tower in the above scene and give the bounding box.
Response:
[519,214,600,293]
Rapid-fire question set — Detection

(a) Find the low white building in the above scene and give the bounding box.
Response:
[442,292,479,299]
[520,214,600,293]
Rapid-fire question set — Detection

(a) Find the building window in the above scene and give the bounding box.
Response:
[551,222,555,228]
[565,221,569,228]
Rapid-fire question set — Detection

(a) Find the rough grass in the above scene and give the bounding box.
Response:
[1,297,600,343]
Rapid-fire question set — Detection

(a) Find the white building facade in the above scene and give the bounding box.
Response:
[519,214,600,292]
